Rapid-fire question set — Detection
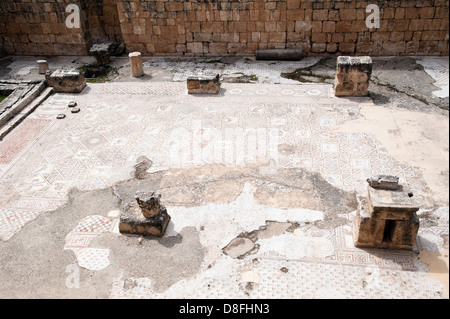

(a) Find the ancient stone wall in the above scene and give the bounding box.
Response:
[0,0,448,57]
[0,0,121,56]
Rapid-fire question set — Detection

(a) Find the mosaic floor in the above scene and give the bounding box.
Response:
[0,78,447,299]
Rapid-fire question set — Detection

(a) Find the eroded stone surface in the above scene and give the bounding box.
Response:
[135,191,161,219]
[36,60,48,75]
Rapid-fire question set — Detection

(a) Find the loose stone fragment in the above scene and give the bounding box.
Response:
[129,52,144,77]
[367,175,400,190]
[135,191,161,219]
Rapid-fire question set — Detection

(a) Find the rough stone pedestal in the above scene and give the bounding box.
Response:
[45,69,86,93]
[334,56,372,97]
[89,42,116,66]
[119,192,171,237]
[187,74,221,94]
[255,48,303,61]
[354,176,420,250]
[129,52,144,77]
[37,60,49,74]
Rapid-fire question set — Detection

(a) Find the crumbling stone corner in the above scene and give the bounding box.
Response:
[334,56,372,97]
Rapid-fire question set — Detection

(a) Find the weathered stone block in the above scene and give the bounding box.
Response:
[334,56,372,97]
[255,48,303,61]
[45,69,86,93]
[187,74,221,94]
[135,191,161,219]
[119,205,171,237]
[367,175,400,191]
[37,60,49,74]
[129,52,144,77]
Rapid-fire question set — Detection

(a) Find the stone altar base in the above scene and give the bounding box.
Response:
[354,176,420,250]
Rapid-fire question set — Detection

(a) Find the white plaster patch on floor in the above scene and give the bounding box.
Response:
[416,57,450,98]
[165,182,324,266]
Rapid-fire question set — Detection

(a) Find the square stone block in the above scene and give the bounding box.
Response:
[334,56,372,97]
[187,74,221,94]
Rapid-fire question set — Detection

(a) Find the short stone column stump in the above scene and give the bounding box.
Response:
[119,191,171,237]
[334,56,372,97]
[129,52,144,77]
[187,74,221,94]
[37,60,49,74]
[354,175,420,250]
[45,69,86,93]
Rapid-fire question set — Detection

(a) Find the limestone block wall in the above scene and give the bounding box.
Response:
[0,0,121,56]
[0,0,449,57]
